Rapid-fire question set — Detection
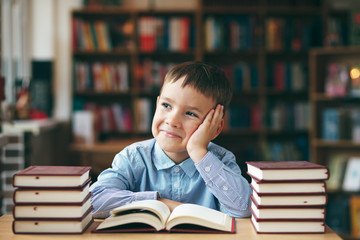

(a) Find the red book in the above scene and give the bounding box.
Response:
[13,166,91,189]
[250,191,327,208]
[12,208,93,234]
[246,161,329,182]
[250,214,325,234]
[250,178,326,194]
[13,194,92,220]
[250,199,326,221]
[13,183,91,204]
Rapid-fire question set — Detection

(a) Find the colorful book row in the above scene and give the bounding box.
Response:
[72,18,133,51]
[322,107,360,142]
[138,16,194,52]
[267,61,308,92]
[265,17,321,51]
[204,15,261,51]
[74,61,129,92]
[262,137,309,162]
[267,102,310,131]
[325,62,360,97]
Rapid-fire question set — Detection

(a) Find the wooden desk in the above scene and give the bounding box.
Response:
[0,215,342,240]
[69,138,147,176]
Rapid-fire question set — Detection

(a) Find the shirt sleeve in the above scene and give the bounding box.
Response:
[195,150,252,218]
[89,149,158,218]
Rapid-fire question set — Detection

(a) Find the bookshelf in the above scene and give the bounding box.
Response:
[309,46,360,239]
[70,0,347,166]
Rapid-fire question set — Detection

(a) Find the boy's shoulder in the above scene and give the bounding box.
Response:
[208,142,232,157]
[126,138,156,150]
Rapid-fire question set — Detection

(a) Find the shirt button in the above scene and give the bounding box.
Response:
[174,167,180,172]
[223,186,229,191]
[205,166,211,172]
[174,182,179,188]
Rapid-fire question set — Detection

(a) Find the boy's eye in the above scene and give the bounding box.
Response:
[186,111,199,118]
[161,103,170,109]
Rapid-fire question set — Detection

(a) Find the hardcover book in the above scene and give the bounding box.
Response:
[13,183,91,204]
[250,200,326,220]
[92,199,235,233]
[13,194,92,219]
[12,208,93,234]
[251,191,327,207]
[250,179,326,194]
[13,165,91,188]
[250,215,325,234]
[246,161,329,182]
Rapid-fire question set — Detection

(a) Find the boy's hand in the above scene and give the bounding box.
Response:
[187,104,224,163]
[158,198,183,212]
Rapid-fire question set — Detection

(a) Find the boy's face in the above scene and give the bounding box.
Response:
[152,77,216,163]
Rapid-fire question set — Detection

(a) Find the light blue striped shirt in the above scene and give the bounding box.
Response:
[90,138,251,218]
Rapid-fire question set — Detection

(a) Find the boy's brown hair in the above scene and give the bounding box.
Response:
[162,61,233,115]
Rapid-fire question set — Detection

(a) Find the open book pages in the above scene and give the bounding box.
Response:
[102,200,171,231]
[96,199,234,233]
[165,203,233,231]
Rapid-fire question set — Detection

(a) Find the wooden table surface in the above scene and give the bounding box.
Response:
[0,215,342,240]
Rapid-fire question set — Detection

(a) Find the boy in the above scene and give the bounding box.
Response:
[90,62,251,218]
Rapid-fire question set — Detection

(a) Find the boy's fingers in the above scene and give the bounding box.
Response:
[212,105,223,124]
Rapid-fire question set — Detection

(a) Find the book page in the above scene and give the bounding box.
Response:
[165,203,232,232]
[110,200,171,224]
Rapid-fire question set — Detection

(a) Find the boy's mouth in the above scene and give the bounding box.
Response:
[160,130,181,138]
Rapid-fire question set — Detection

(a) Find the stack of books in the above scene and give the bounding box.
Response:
[11,166,93,234]
[246,161,329,234]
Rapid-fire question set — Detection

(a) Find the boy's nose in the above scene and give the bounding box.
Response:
[165,111,181,128]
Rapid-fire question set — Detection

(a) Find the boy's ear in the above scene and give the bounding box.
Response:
[211,119,224,140]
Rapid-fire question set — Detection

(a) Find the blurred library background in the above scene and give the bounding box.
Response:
[2,0,360,239]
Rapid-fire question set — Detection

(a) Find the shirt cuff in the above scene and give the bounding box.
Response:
[195,151,223,179]
[134,191,159,202]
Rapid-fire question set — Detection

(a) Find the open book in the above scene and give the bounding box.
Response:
[92,200,235,233]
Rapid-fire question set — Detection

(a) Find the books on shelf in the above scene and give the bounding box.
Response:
[322,107,360,141]
[325,63,349,97]
[92,199,235,233]
[74,61,129,92]
[72,18,134,51]
[12,166,93,234]
[138,16,193,52]
[326,154,348,191]
[342,157,360,192]
[246,161,328,233]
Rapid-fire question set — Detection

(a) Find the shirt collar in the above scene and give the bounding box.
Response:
[153,141,197,178]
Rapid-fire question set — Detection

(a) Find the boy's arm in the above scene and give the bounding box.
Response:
[195,150,252,218]
[89,151,159,218]
[187,104,251,217]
